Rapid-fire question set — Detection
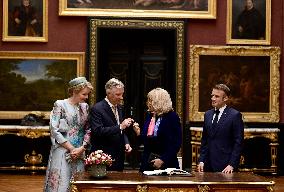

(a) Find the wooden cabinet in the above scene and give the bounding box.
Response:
[0,125,50,172]
[190,127,279,175]
[71,171,275,192]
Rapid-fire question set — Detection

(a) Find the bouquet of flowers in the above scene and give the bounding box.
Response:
[84,150,113,167]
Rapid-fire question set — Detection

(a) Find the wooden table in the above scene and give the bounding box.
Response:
[71,171,275,192]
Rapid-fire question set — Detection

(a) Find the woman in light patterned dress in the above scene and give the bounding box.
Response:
[44,77,93,192]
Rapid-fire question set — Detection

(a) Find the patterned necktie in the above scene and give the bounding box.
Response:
[147,116,156,136]
[112,106,119,125]
[212,109,220,131]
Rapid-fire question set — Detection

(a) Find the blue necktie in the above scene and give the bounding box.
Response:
[212,109,220,131]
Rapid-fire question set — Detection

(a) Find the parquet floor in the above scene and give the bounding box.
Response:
[0,173,283,192]
[0,173,45,192]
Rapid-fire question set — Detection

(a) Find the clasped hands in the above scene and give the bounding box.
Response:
[69,146,85,160]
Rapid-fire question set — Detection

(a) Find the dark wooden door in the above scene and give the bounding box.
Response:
[97,28,176,169]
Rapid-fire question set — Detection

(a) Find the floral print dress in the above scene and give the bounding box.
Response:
[44,99,91,192]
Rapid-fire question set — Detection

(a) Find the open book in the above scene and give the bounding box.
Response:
[143,168,192,176]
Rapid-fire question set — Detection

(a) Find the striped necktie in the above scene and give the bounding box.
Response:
[112,106,119,125]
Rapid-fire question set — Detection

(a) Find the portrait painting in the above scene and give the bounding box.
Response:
[2,0,48,42]
[226,0,271,45]
[59,0,216,19]
[189,45,280,123]
[0,52,85,119]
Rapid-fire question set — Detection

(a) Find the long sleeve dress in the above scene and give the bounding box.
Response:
[44,99,91,192]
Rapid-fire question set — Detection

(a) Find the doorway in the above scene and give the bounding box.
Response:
[97,28,176,123]
[88,19,185,169]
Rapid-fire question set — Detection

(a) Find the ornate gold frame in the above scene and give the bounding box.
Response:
[226,0,271,45]
[2,0,48,42]
[59,0,216,19]
[0,51,85,119]
[88,19,185,120]
[189,45,280,123]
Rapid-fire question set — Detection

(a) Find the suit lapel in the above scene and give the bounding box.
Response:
[217,107,229,128]
[117,105,123,123]
[211,107,229,137]
[103,100,117,125]
[208,109,215,136]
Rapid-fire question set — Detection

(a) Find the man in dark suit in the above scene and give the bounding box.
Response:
[197,84,244,173]
[89,78,134,171]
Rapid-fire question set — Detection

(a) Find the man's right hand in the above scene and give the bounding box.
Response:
[120,118,134,130]
[197,162,204,172]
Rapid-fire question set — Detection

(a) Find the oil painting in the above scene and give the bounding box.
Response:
[59,0,216,19]
[0,52,85,119]
[2,0,48,42]
[189,45,280,123]
[227,0,271,45]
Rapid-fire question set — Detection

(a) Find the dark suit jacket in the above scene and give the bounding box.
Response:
[89,99,129,171]
[198,107,244,172]
[139,111,182,172]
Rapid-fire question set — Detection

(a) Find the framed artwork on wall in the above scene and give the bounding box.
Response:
[59,0,216,19]
[226,0,271,45]
[2,0,48,42]
[0,51,85,119]
[189,45,280,123]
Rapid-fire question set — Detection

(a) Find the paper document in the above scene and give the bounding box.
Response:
[143,168,192,176]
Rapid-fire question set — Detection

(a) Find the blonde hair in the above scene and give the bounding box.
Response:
[68,82,93,96]
[147,88,173,115]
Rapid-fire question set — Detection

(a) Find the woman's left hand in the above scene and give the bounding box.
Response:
[71,146,85,159]
[125,144,132,153]
[151,158,164,169]
[133,122,140,136]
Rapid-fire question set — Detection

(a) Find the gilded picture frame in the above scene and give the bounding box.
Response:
[189,45,280,123]
[226,0,271,45]
[59,0,216,19]
[2,0,48,42]
[0,51,85,119]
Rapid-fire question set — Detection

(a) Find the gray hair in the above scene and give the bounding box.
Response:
[105,78,124,92]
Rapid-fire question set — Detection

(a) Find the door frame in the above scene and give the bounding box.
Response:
[88,18,185,122]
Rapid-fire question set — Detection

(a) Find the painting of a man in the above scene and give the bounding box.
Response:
[232,0,265,40]
[8,0,43,37]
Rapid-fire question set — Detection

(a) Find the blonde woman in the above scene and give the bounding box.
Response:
[138,88,182,172]
[44,77,93,192]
